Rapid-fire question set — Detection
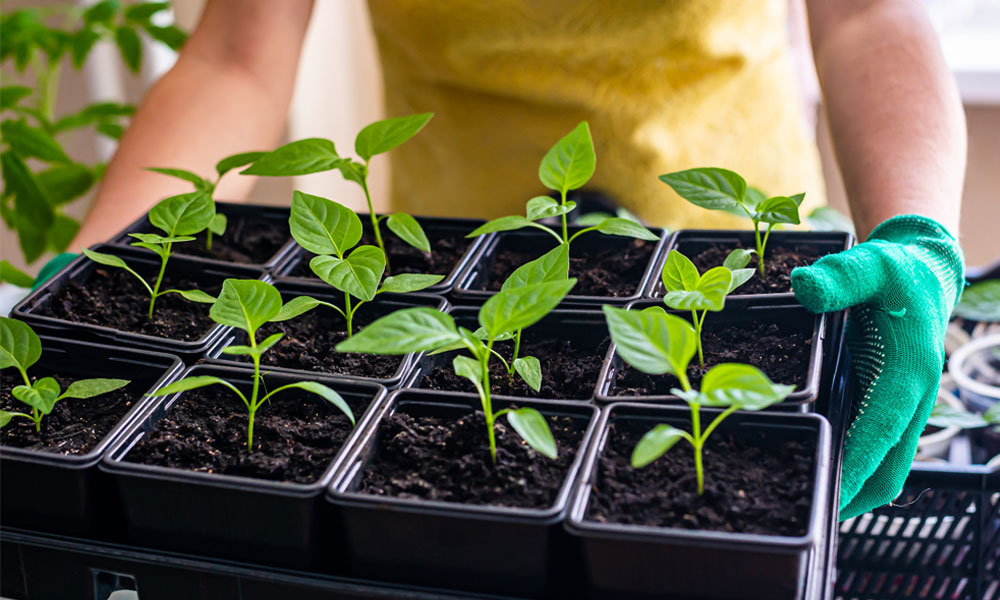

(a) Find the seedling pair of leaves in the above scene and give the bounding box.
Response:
[149,280,354,451]
[338,278,577,463]
[659,167,804,276]
[0,317,129,432]
[243,113,435,272]
[603,305,793,493]
[928,397,1000,432]
[468,122,658,253]
[287,191,444,336]
[83,192,218,318]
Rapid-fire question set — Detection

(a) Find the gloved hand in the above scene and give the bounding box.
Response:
[32,253,77,290]
[791,215,964,520]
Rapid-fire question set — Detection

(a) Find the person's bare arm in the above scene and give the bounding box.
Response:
[73,0,314,249]
[806,0,964,240]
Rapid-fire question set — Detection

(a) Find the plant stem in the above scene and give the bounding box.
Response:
[691,310,705,369]
[690,404,704,495]
[360,168,390,275]
[507,328,522,380]
[206,230,213,252]
[148,244,171,319]
[248,333,261,452]
[32,409,40,432]
[344,293,353,337]
[560,190,569,244]
[484,342,498,464]
[753,221,766,276]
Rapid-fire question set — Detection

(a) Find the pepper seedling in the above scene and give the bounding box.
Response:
[148,280,354,451]
[928,397,1000,431]
[82,192,218,318]
[242,114,434,272]
[287,191,443,337]
[659,249,754,368]
[0,317,130,432]
[467,122,658,250]
[659,167,804,276]
[337,278,577,463]
[602,306,793,493]
[145,150,264,251]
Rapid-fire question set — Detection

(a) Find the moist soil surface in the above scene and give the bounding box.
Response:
[0,372,137,455]
[418,334,609,400]
[124,385,370,483]
[168,215,289,264]
[358,409,585,508]
[613,320,811,396]
[35,267,219,341]
[667,243,830,295]
[482,238,655,297]
[587,419,814,536]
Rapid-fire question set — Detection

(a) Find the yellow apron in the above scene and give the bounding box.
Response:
[368,0,825,229]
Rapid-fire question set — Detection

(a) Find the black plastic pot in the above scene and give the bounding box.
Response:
[596,298,826,408]
[100,364,388,568]
[646,230,855,300]
[204,281,448,388]
[11,244,265,359]
[273,215,488,296]
[453,226,668,306]
[565,402,832,600]
[109,201,297,270]
[327,389,600,597]
[405,306,608,402]
[0,337,182,537]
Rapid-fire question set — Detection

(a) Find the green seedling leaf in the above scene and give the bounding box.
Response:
[659,167,746,211]
[506,407,557,459]
[148,191,215,236]
[453,355,485,395]
[697,363,794,409]
[310,246,385,302]
[289,191,362,255]
[539,122,595,194]
[663,266,732,312]
[274,381,354,425]
[591,217,659,241]
[336,307,461,354]
[150,375,239,397]
[790,192,806,206]
[48,215,80,253]
[757,196,801,225]
[525,196,577,220]
[170,289,217,303]
[602,305,696,376]
[146,167,212,191]
[953,280,1000,322]
[928,401,989,430]
[723,249,753,270]
[0,86,32,109]
[83,248,131,270]
[631,424,686,468]
[215,151,265,178]
[661,250,700,292]
[84,1,118,24]
[13,377,60,414]
[125,2,169,21]
[115,26,142,72]
[807,206,855,235]
[513,356,542,392]
[386,213,430,252]
[379,273,445,294]
[128,232,195,245]
[144,24,187,51]
[36,163,95,205]
[60,378,129,400]
[0,411,14,427]
[1,120,70,164]
[355,113,433,161]
[241,138,340,176]
[336,160,366,186]
[574,211,612,226]
[273,296,327,322]
[0,316,41,372]
[209,213,227,236]
[727,268,755,294]
[743,186,767,210]
[210,279,282,334]
[479,278,577,339]
[467,215,539,238]
[0,261,34,287]
[501,243,569,291]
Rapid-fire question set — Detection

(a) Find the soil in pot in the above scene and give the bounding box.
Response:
[0,372,139,455]
[34,267,218,341]
[359,409,584,508]
[613,320,811,396]
[123,386,370,483]
[684,243,827,295]
[586,419,814,536]
[169,215,288,264]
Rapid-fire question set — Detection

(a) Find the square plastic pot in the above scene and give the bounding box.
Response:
[406,306,608,401]
[596,298,826,408]
[453,226,668,307]
[108,201,297,270]
[1,336,182,537]
[11,244,265,359]
[327,389,600,597]
[99,364,388,568]
[565,402,832,600]
[646,230,855,300]
[204,282,448,388]
[272,215,488,296]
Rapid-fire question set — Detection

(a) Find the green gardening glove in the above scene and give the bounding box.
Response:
[791,215,964,520]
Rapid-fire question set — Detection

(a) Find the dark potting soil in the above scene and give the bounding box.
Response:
[587,419,814,536]
[34,267,218,341]
[684,243,828,295]
[359,409,584,508]
[170,215,289,264]
[419,335,609,400]
[124,385,370,484]
[613,320,811,396]
[483,238,655,297]
[0,372,137,455]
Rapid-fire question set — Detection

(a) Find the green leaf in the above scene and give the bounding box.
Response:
[115,26,142,73]
[631,424,686,468]
[525,196,576,221]
[807,206,855,235]
[241,138,340,176]
[743,186,767,210]
[663,266,732,312]
[208,212,227,236]
[513,356,542,392]
[658,168,746,212]
[170,289,216,303]
[727,268,755,294]
[0,260,34,287]
[2,152,53,259]
[928,401,988,430]
[149,375,238,398]
[143,24,186,51]
[0,411,14,427]
[591,217,659,241]
[506,407,557,459]
[13,377,60,414]
[501,243,569,291]
[149,191,214,236]
[128,232,195,245]
[386,213,430,252]
[83,248,131,270]
[660,250,699,293]
[0,316,41,372]
[336,160,366,186]
[71,29,101,68]
[575,211,613,227]
[602,305,696,376]
[216,151,264,178]
[96,122,124,140]
[125,2,169,22]
[0,86,31,110]
[953,280,1000,322]
[379,273,444,294]
[479,278,577,340]
[466,215,539,238]
[335,307,461,354]
[697,363,795,409]
[354,113,433,161]
[48,215,80,252]
[60,378,129,400]
[210,279,282,335]
[723,249,753,270]
[37,164,95,205]
[146,167,212,191]
[756,196,801,225]
[984,402,1000,425]
[289,191,362,255]
[84,1,120,24]
[453,355,484,395]
[274,295,326,322]
[310,246,385,302]
[538,122,595,194]
[272,381,354,425]
[790,192,806,206]
[1,120,70,164]
[257,332,284,354]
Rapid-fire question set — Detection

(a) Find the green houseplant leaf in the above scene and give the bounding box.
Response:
[696,363,794,409]
[210,279,282,335]
[309,246,386,302]
[602,305,696,377]
[215,151,265,178]
[506,407,557,459]
[336,307,461,354]
[658,167,746,211]
[241,139,341,176]
[479,278,577,339]
[60,378,130,399]
[0,316,41,373]
[953,280,1000,322]
[539,121,596,195]
[289,191,362,256]
[663,266,732,312]
[354,113,433,162]
[757,196,801,225]
[385,213,430,253]
[501,243,570,291]
[148,191,215,236]
[631,424,686,468]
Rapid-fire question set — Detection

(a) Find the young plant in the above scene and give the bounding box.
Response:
[659,167,804,276]
[467,122,659,250]
[242,114,435,272]
[0,317,129,432]
[337,278,577,463]
[928,397,1000,432]
[148,280,354,451]
[145,150,265,250]
[82,192,218,318]
[659,249,754,368]
[602,306,793,493]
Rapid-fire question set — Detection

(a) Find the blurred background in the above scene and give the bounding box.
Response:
[2,0,998,272]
